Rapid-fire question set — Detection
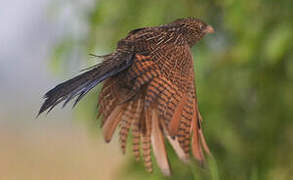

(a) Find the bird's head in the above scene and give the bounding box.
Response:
[170,17,214,46]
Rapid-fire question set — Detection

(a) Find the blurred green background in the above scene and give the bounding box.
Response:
[1,0,292,179]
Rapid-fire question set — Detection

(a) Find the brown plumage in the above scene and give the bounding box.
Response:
[39,17,214,176]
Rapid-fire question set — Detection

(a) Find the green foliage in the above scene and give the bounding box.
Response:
[50,0,293,179]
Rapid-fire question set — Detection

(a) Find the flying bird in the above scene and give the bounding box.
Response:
[39,17,214,176]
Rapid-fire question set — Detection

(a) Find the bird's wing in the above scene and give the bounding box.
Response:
[145,46,208,164]
[97,54,160,123]
[98,53,159,173]
[99,49,209,175]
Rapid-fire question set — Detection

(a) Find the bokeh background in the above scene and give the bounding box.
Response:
[1,0,292,179]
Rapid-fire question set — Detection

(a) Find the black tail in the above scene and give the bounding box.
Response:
[38,52,134,116]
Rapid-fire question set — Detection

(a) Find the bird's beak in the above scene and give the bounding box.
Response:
[204,25,215,34]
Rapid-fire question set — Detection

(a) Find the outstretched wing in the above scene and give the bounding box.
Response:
[99,49,210,175]
[99,54,161,173]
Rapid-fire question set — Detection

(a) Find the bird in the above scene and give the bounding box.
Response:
[38,17,214,176]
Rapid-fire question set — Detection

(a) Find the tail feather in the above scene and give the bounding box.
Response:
[38,52,134,116]
[38,67,105,116]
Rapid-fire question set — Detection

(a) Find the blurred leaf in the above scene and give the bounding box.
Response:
[264,25,292,65]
